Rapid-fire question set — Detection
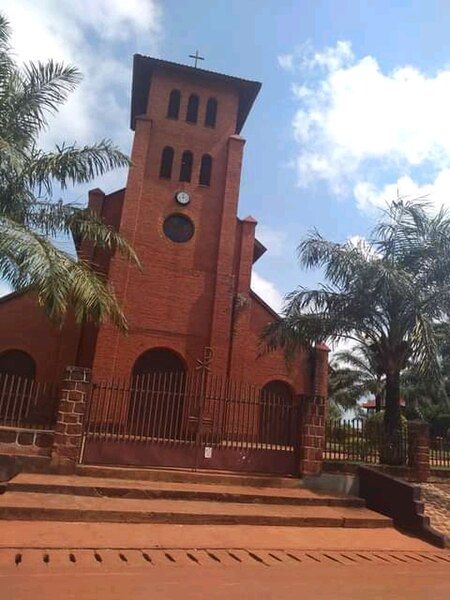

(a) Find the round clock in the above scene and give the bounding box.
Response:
[175,191,190,205]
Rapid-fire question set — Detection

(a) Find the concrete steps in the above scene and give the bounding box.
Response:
[0,490,391,527]
[0,472,393,528]
[6,473,365,507]
[75,464,302,488]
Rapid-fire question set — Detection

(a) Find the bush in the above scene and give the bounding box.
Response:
[430,414,450,438]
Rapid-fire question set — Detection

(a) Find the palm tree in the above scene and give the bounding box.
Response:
[332,342,384,412]
[0,14,138,329]
[264,199,450,464]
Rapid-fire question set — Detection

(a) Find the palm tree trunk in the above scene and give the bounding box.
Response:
[381,370,405,465]
[375,393,382,413]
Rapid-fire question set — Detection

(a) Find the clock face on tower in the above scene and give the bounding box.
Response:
[175,191,190,205]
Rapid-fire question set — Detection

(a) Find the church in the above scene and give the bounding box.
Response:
[0,55,328,476]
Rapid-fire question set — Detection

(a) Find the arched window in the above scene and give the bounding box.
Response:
[199,154,212,186]
[179,150,193,182]
[159,146,174,179]
[205,97,218,127]
[186,94,199,123]
[167,89,181,119]
[0,350,35,379]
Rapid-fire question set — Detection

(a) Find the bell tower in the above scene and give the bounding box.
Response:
[89,55,261,379]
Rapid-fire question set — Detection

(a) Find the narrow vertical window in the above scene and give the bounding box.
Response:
[167,90,181,119]
[179,150,193,182]
[186,94,199,123]
[159,146,174,179]
[205,98,217,128]
[199,154,212,186]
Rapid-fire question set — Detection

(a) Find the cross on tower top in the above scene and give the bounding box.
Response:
[189,50,204,68]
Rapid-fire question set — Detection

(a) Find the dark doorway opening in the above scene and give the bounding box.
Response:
[131,348,186,440]
[259,380,294,446]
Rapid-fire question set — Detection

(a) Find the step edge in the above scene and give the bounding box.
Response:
[0,506,392,527]
[6,483,365,507]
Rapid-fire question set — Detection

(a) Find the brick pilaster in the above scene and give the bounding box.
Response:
[50,366,91,473]
[408,420,430,482]
[298,395,326,476]
[298,346,329,476]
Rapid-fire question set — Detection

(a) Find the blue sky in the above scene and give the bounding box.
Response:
[4,1,450,311]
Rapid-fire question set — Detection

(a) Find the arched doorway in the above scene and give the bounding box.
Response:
[132,348,185,376]
[0,350,37,424]
[259,380,294,447]
[0,349,36,379]
[130,348,186,440]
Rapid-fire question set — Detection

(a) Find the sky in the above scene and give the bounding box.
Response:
[3,0,450,313]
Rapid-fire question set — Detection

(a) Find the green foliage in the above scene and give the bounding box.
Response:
[429,413,450,437]
[263,197,450,449]
[0,13,137,327]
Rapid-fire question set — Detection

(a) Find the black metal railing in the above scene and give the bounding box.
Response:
[325,418,408,465]
[0,373,59,430]
[84,370,302,452]
[430,436,450,469]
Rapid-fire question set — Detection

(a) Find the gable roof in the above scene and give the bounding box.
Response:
[130,54,261,133]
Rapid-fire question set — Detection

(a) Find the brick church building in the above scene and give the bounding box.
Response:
[0,56,327,475]
[0,54,327,394]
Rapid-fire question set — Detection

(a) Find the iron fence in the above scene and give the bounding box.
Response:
[0,373,59,430]
[84,370,301,452]
[325,418,408,465]
[430,436,450,469]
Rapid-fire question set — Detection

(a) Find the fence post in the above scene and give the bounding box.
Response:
[298,345,329,477]
[408,420,430,482]
[50,366,92,474]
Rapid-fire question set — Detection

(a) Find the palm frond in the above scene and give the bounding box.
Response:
[26,140,130,193]
[0,216,127,329]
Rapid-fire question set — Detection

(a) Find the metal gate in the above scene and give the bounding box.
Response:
[81,369,301,475]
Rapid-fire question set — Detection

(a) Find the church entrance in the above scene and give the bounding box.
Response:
[81,367,301,476]
[259,381,294,447]
[129,348,186,442]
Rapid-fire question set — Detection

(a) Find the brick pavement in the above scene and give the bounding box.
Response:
[421,482,450,537]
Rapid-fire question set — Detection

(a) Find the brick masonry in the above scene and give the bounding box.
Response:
[408,420,430,483]
[0,426,53,456]
[0,58,329,476]
[50,366,91,473]
[298,346,329,476]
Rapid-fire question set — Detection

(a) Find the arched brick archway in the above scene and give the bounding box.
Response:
[0,349,36,379]
[132,348,186,377]
[260,380,295,446]
[131,348,186,440]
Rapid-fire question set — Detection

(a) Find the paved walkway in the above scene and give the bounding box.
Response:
[0,522,448,598]
[2,558,450,599]
[421,482,450,537]
[0,521,434,550]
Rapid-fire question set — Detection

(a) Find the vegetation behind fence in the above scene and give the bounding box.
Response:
[325,418,408,465]
[430,435,450,469]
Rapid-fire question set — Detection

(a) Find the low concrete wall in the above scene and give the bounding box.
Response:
[0,425,53,457]
[303,472,359,496]
[358,465,447,548]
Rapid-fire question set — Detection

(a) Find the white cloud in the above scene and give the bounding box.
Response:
[256,225,287,257]
[278,53,294,71]
[3,0,162,179]
[285,40,450,212]
[0,280,13,298]
[251,272,284,314]
[354,171,450,213]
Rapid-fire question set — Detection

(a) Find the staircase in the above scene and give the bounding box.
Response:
[0,466,392,528]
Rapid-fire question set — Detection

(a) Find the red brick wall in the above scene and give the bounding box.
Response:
[0,293,80,382]
[0,63,321,401]
[88,65,316,394]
